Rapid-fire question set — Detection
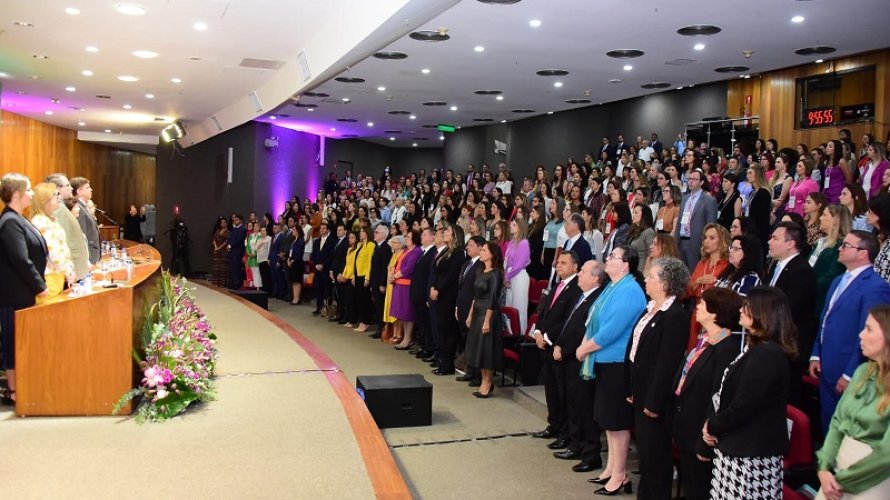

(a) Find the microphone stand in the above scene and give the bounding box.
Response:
[95,209,120,226]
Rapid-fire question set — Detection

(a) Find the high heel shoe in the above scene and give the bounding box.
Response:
[587,476,611,485]
[472,386,494,399]
[593,476,631,496]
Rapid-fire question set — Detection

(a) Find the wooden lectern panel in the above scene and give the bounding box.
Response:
[15,242,161,416]
[98,224,119,242]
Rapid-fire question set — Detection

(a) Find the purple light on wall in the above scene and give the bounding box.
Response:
[265,123,323,214]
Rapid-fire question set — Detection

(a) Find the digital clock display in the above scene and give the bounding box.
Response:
[802,107,834,129]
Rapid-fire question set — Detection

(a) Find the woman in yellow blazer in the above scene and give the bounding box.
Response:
[339,232,359,328]
[353,226,377,332]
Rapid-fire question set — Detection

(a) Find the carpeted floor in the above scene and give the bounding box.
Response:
[0,285,376,500]
[268,296,637,499]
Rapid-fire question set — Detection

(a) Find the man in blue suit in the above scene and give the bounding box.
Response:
[268,224,285,299]
[809,230,890,433]
[226,214,247,289]
[677,168,717,270]
[310,221,336,315]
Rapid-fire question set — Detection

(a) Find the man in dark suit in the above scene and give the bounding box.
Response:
[268,223,285,299]
[70,176,100,264]
[226,214,247,290]
[430,224,466,375]
[810,230,890,433]
[650,132,663,157]
[563,213,592,264]
[311,221,336,315]
[531,251,583,450]
[614,134,629,159]
[553,259,605,472]
[279,218,296,301]
[455,236,485,384]
[368,224,392,338]
[411,229,437,359]
[599,137,614,164]
[327,223,349,322]
[677,169,718,270]
[767,221,817,406]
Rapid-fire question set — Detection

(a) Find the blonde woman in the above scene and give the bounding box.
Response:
[809,205,851,318]
[30,182,76,301]
[505,217,531,335]
[817,305,890,499]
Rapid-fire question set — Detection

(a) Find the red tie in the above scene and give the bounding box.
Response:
[551,280,566,307]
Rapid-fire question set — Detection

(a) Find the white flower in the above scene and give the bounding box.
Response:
[156,389,169,400]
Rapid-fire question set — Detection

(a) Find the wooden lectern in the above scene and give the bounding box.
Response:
[14,242,162,417]
[98,224,119,242]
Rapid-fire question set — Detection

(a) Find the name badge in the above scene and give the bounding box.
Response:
[787,195,795,209]
[600,208,607,220]
[711,392,720,412]
[681,212,691,226]
[543,229,550,241]
[656,219,664,230]
[824,176,830,189]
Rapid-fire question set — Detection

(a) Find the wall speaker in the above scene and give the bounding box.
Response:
[227,147,233,184]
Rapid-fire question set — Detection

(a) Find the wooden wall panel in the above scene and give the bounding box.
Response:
[727,49,890,150]
[0,110,156,225]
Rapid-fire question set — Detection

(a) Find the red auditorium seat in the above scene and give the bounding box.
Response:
[500,306,521,386]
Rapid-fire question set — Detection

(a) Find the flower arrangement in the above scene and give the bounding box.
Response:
[114,271,219,422]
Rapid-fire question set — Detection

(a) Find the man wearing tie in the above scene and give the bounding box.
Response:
[311,222,336,315]
[465,164,477,191]
[456,237,485,385]
[553,259,606,472]
[70,177,100,264]
[411,229,437,360]
[268,224,285,299]
[615,134,628,159]
[367,224,392,338]
[650,133,663,158]
[531,251,582,450]
[327,224,349,323]
[600,137,613,164]
[226,214,247,290]
[809,231,890,433]
[767,221,817,405]
[677,169,717,270]
[551,212,592,288]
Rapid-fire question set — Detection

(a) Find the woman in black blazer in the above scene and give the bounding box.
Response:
[0,174,49,404]
[671,287,744,500]
[623,257,690,499]
[703,286,797,500]
[429,221,466,375]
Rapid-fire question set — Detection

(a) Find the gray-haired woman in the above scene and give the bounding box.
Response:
[623,257,691,499]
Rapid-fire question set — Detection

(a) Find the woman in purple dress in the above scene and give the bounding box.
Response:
[824,139,853,204]
[390,231,423,348]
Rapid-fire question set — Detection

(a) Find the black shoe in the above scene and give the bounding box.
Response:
[337,320,347,325]
[547,438,569,450]
[455,374,473,382]
[369,332,382,339]
[593,477,632,496]
[531,428,557,439]
[394,345,412,351]
[432,368,455,375]
[414,350,430,359]
[468,379,481,387]
[328,317,341,322]
[553,449,581,460]
[572,461,601,473]
[428,360,441,368]
[312,310,321,316]
[587,476,611,485]
[472,386,494,398]
[421,355,438,363]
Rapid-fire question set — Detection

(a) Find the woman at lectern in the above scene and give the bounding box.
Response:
[0,173,49,405]
[30,182,76,300]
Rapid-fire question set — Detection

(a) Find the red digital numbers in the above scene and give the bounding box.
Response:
[807,108,834,127]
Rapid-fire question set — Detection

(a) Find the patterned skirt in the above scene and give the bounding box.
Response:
[710,450,782,500]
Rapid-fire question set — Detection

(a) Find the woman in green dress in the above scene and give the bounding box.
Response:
[817,304,890,499]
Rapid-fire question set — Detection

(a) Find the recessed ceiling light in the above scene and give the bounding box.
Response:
[409,115,416,120]
[123,104,132,110]
[377,86,386,91]
[65,86,76,92]
[307,108,314,112]
[500,119,507,123]
[609,78,622,83]
[0,72,10,79]
[677,86,683,90]
[104,129,112,133]
[815,59,824,63]
[50,98,60,104]
[553,81,563,88]
[28,75,41,80]
[496,95,504,101]
[743,75,751,79]
[529,19,541,28]
[115,4,147,16]
[13,21,34,27]
[474,45,485,52]
[439,136,444,140]
[412,143,418,147]
[193,21,208,31]
[269,115,276,120]
[33,54,49,60]
[341,97,350,102]
[791,15,805,23]
[145,93,154,99]
[45,111,54,115]
[65,7,81,15]
[389,137,395,141]
[171,78,182,83]
[85,46,99,53]
[132,50,158,59]
[367,122,374,127]
[421,68,430,74]
[623,65,633,71]
[117,75,139,82]
[450,105,458,111]
[694,43,705,51]
[330,127,336,131]
[78,121,86,126]
[81,70,94,77]
[547,111,553,115]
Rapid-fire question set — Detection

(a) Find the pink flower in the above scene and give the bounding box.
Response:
[143,365,165,387]
[162,368,173,384]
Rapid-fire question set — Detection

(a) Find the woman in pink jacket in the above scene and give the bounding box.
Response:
[785,157,821,217]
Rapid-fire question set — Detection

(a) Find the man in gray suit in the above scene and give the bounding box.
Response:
[46,173,91,279]
[677,169,717,270]
[71,176,101,264]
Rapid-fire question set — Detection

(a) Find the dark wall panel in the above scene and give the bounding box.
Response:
[325,138,391,178]
[254,122,324,218]
[388,147,444,176]
[443,125,486,173]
